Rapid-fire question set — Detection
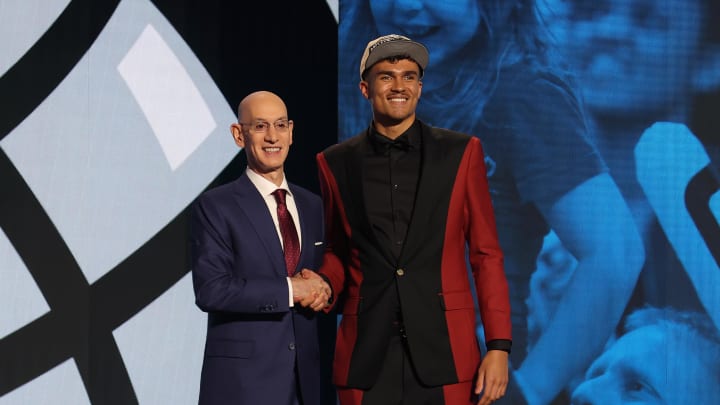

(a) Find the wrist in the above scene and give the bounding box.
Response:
[317,272,334,304]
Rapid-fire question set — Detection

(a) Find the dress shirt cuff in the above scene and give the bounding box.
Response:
[287,277,294,307]
[486,339,512,353]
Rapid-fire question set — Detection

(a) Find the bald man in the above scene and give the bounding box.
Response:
[191,91,330,405]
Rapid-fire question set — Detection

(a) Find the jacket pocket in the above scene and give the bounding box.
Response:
[439,290,475,310]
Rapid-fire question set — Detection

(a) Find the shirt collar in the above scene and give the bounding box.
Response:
[245,167,291,197]
[368,120,421,154]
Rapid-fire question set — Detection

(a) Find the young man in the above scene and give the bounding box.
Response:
[191,91,330,405]
[317,35,512,405]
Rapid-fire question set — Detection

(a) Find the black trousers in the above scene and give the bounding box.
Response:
[337,321,476,405]
[360,333,445,405]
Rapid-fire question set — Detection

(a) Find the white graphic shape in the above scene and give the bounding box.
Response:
[326,0,339,23]
[114,274,205,405]
[1,0,237,284]
[118,24,216,171]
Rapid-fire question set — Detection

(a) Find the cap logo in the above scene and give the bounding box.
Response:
[368,34,409,54]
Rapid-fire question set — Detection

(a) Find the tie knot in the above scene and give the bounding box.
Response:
[272,189,287,205]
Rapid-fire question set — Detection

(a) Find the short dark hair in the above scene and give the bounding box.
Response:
[360,55,424,81]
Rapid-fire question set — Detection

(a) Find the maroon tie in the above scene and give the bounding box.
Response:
[272,189,300,276]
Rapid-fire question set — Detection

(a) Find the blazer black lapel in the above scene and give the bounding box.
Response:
[400,124,468,264]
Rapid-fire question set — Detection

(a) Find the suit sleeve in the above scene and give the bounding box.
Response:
[190,194,290,314]
[465,138,512,342]
[316,152,348,309]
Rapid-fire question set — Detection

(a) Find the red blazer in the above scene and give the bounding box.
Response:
[317,121,511,389]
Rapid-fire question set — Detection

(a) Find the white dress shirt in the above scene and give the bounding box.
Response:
[245,167,302,306]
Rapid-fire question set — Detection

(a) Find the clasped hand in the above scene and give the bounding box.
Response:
[291,269,331,311]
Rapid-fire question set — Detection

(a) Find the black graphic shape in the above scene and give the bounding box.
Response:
[0,0,120,139]
[686,165,720,267]
[0,146,242,403]
[0,1,193,402]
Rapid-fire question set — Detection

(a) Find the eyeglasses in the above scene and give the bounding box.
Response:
[239,119,292,133]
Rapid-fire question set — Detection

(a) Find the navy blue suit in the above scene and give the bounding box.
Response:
[190,174,324,405]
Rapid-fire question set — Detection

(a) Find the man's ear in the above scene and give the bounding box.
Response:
[288,121,293,146]
[692,45,720,92]
[230,123,244,148]
[359,81,370,99]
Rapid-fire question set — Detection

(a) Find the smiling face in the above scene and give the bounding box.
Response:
[368,0,481,87]
[570,324,720,404]
[360,58,423,138]
[230,91,293,185]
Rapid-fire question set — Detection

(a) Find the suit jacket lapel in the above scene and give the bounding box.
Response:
[232,175,287,277]
[400,124,455,264]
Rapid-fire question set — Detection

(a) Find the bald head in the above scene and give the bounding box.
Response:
[230,90,293,186]
[238,91,288,123]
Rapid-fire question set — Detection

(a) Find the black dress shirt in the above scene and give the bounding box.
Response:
[364,121,422,261]
[362,120,511,354]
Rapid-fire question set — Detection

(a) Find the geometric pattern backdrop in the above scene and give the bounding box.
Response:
[0,1,338,404]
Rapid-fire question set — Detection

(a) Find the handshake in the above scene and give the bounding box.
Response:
[290,269,332,311]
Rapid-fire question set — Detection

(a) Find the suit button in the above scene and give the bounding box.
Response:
[396,268,405,276]
[288,343,296,351]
